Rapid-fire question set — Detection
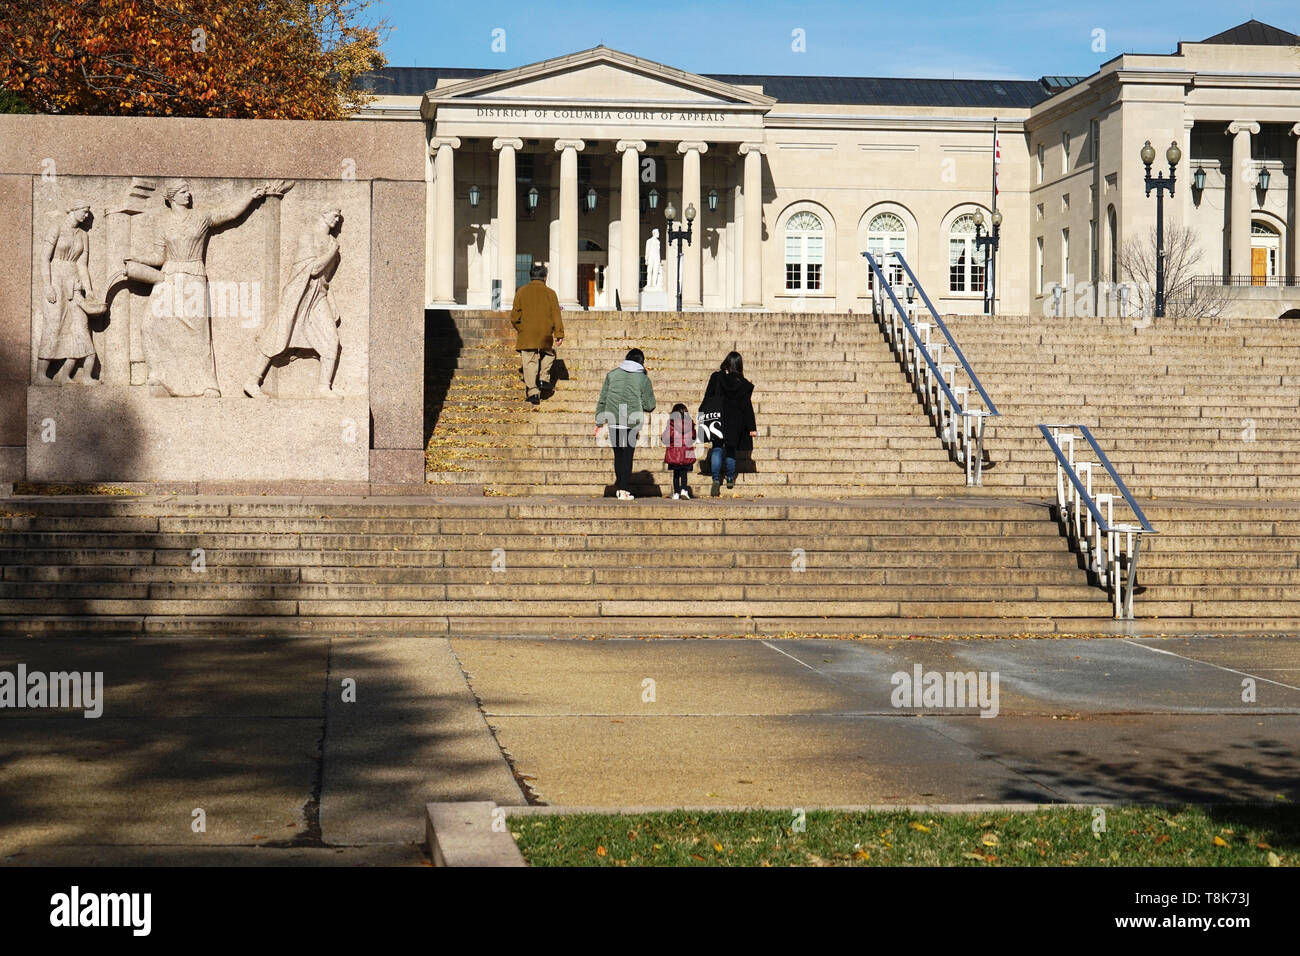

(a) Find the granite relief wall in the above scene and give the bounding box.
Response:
[0,115,426,484]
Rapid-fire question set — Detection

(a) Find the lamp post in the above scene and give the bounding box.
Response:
[663,200,696,312]
[973,209,1002,316]
[1141,138,1181,318]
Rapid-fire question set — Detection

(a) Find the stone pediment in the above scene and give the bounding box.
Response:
[422,46,774,117]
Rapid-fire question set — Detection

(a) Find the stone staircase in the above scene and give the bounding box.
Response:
[6,310,1300,633]
[943,312,1300,500]
[425,309,973,497]
[0,495,1114,634]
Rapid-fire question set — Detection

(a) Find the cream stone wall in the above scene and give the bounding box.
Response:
[1026,41,1300,317]
[363,38,1299,318]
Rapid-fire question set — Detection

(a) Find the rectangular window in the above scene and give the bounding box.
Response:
[950,239,967,292]
[1090,119,1100,163]
[1062,228,1071,285]
[515,253,532,291]
[1062,132,1071,173]
[1037,144,1044,184]
[971,251,985,293]
[805,235,824,291]
[785,234,802,290]
[1036,237,1044,294]
[1089,220,1098,282]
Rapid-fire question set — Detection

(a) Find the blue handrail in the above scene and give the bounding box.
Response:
[862,251,966,415]
[890,252,999,416]
[1037,424,1156,534]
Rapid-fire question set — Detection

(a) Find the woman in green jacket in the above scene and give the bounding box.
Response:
[594,348,657,499]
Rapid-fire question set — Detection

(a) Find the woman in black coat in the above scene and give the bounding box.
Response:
[702,351,757,496]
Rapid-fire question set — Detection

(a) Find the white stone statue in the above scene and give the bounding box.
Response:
[644,229,663,290]
[243,208,344,398]
[37,202,105,385]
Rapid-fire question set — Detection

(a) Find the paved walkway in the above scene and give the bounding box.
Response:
[2,633,1296,862]
[453,635,1300,807]
[0,636,522,864]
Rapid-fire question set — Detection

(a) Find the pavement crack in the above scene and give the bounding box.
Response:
[448,642,545,806]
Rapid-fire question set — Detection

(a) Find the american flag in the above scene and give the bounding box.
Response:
[994,133,1000,197]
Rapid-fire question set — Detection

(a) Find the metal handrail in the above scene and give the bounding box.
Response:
[1038,423,1156,619]
[863,250,992,485]
[890,252,1000,416]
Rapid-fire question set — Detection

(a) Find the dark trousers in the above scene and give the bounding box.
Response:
[670,465,692,493]
[710,444,737,482]
[609,427,636,492]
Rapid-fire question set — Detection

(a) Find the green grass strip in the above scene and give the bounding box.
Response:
[509,805,1297,867]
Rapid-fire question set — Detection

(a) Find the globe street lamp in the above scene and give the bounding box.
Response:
[1142,139,1180,318]
[973,209,1002,316]
[664,200,696,312]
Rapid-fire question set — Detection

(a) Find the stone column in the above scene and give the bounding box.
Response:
[1292,124,1300,279]
[605,157,620,307]
[1227,121,1258,279]
[739,142,765,309]
[678,141,708,309]
[429,137,460,306]
[617,140,645,311]
[554,139,585,308]
[493,138,522,309]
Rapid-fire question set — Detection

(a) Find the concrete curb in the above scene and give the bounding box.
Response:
[506,803,1099,816]
[425,801,526,867]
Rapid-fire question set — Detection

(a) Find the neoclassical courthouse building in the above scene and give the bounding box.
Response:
[358,19,1300,316]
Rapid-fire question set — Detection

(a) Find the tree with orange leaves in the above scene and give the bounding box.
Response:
[0,0,387,119]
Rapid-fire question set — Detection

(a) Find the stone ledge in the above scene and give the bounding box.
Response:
[425,801,526,867]
[27,386,369,482]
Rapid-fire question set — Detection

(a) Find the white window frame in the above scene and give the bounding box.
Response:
[1037,236,1044,294]
[866,212,907,290]
[784,211,825,292]
[948,214,986,295]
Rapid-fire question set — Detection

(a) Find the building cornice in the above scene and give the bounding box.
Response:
[765,114,1025,133]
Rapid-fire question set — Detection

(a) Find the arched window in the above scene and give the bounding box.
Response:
[784,211,824,291]
[866,212,906,289]
[948,214,985,293]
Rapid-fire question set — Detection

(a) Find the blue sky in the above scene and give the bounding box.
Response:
[374,1,1297,79]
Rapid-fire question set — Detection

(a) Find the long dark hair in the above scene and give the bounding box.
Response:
[720,351,744,378]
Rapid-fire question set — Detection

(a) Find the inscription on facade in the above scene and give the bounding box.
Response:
[474,107,726,122]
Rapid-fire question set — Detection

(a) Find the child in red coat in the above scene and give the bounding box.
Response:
[661,403,697,500]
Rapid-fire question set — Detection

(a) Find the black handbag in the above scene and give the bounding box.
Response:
[697,394,725,443]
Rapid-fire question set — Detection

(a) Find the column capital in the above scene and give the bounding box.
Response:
[428,136,461,156]
[616,139,646,153]
[554,139,586,152]
[738,142,766,156]
[492,137,523,151]
[1291,123,1300,138]
[1226,121,1260,136]
[677,141,709,155]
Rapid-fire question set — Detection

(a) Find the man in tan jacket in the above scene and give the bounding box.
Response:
[510,263,565,405]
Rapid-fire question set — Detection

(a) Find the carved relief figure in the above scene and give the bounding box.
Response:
[243,208,344,398]
[38,203,104,384]
[644,228,663,290]
[117,179,270,397]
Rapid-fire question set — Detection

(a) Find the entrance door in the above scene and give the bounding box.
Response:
[578,264,596,308]
[1251,221,1280,286]
[1252,248,1268,286]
